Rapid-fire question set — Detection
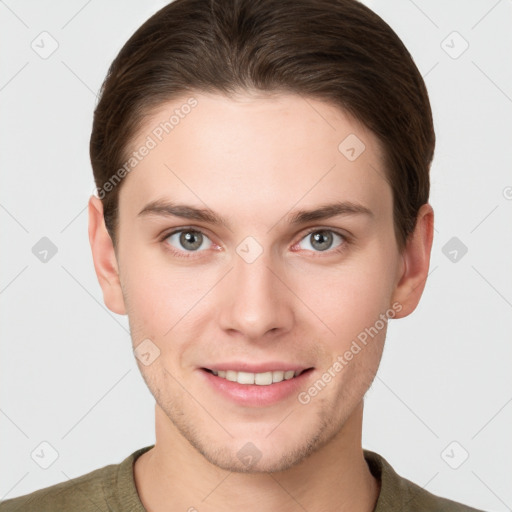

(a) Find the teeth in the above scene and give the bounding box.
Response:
[238,371,255,385]
[272,370,284,382]
[255,372,272,385]
[210,369,302,385]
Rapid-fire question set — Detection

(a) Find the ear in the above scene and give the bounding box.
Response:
[391,203,434,319]
[88,195,127,315]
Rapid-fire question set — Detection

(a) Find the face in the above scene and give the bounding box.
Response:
[102,91,408,473]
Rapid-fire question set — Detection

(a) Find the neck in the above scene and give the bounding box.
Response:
[134,401,380,512]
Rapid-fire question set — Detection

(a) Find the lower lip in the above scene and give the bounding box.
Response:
[199,368,314,407]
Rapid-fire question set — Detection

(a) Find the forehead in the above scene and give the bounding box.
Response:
[119,91,391,226]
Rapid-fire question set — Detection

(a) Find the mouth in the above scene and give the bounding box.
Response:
[201,368,312,386]
[200,365,315,406]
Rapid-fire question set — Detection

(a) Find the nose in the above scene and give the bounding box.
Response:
[217,245,294,341]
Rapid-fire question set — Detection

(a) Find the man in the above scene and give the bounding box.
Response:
[0,0,485,510]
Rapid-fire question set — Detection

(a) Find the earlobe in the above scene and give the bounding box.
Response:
[88,195,127,315]
[391,203,434,319]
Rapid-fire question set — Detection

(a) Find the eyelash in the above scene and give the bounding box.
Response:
[158,226,350,259]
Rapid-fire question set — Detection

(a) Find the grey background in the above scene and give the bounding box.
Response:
[1,0,511,510]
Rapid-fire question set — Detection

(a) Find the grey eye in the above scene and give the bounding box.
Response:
[166,230,212,252]
[298,230,343,252]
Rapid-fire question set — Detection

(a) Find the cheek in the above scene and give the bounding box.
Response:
[295,253,396,342]
[120,247,215,341]
[119,248,173,335]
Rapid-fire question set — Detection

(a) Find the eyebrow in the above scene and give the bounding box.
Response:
[137,198,373,229]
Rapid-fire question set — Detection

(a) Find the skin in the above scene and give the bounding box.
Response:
[88,91,433,512]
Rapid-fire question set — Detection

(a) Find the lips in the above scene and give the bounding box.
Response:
[200,365,314,406]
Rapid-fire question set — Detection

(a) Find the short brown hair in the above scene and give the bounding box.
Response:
[90,0,435,251]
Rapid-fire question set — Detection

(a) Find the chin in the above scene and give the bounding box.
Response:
[178,411,337,474]
[195,441,316,474]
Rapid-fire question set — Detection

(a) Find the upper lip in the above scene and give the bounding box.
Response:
[201,362,313,373]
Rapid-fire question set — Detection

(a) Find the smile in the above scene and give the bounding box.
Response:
[204,369,305,385]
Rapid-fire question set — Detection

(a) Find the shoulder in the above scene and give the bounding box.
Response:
[0,464,116,512]
[0,446,153,512]
[364,449,486,512]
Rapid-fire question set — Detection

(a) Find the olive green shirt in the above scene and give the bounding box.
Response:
[0,445,484,511]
